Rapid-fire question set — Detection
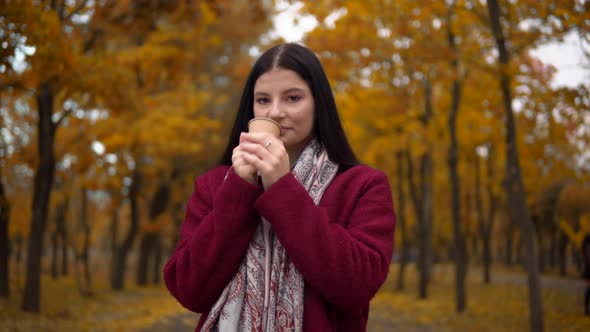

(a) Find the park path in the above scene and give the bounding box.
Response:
[140,272,584,332]
[139,311,432,332]
[139,308,433,332]
[492,271,584,294]
[139,312,198,332]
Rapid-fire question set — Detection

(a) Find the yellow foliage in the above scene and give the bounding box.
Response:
[559,215,590,249]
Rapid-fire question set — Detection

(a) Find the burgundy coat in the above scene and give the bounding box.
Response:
[163,164,396,331]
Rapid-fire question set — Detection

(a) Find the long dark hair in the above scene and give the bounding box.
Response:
[219,43,358,169]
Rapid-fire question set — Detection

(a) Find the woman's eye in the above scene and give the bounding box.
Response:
[287,95,301,102]
[256,97,270,104]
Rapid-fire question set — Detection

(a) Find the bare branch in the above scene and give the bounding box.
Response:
[64,0,89,22]
[58,0,67,21]
[83,28,100,53]
[0,81,34,94]
[54,108,74,128]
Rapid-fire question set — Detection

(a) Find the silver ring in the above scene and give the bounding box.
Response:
[264,140,272,148]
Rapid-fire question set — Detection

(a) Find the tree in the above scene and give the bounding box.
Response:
[1,0,140,312]
[78,0,274,289]
[0,116,10,297]
[486,0,543,330]
[409,73,435,299]
[49,191,69,279]
[0,98,34,295]
[395,148,409,290]
[474,144,498,284]
[445,0,467,312]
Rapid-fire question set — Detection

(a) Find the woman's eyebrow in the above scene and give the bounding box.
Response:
[254,87,306,96]
[283,88,305,94]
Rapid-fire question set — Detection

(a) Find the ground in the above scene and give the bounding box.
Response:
[1,264,589,331]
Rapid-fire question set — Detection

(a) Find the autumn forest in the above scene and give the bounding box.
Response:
[1,1,589,331]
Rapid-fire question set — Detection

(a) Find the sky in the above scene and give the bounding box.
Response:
[271,2,589,89]
[530,32,589,89]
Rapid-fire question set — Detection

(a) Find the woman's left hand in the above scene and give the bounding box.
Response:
[239,132,290,190]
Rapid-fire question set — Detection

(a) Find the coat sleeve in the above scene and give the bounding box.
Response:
[163,168,262,312]
[254,170,395,311]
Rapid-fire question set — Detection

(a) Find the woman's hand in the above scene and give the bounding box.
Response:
[231,133,259,185]
[239,132,290,190]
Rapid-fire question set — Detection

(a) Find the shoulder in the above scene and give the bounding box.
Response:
[336,164,389,184]
[320,164,394,216]
[328,164,391,196]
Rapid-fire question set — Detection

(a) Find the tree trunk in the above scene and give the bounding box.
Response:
[0,96,11,298]
[405,72,434,301]
[548,230,557,269]
[22,82,56,313]
[152,235,162,284]
[74,187,92,297]
[406,148,426,297]
[419,74,434,299]
[111,248,126,290]
[505,225,514,266]
[171,202,184,253]
[474,151,486,277]
[111,167,141,290]
[486,1,544,330]
[395,150,408,291]
[74,253,83,296]
[573,213,583,274]
[50,230,59,279]
[137,180,171,286]
[573,243,582,274]
[476,145,496,284]
[557,232,567,275]
[13,234,23,287]
[136,233,154,286]
[446,4,467,312]
[137,233,164,285]
[484,145,497,283]
[0,170,10,297]
[538,234,545,273]
[0,190,9,298]
[59,211,69,276]
[50,199,68,279]
[82,230,92,296]
[110,207,120,289]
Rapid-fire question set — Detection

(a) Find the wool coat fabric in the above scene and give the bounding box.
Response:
[163,164,396,331]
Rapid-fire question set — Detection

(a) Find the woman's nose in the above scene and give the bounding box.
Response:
[267,101,284,120]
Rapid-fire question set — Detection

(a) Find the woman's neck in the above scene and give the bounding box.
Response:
[288,150,300,168]
[287,138,311,167]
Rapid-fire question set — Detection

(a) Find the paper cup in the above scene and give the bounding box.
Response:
[248,117,281,137]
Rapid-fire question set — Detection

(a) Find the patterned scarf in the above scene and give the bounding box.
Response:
[202,138,338,332]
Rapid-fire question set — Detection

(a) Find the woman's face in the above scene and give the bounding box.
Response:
[253,68,315,155]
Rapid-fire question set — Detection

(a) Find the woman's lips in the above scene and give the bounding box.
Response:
[280,126,290,135]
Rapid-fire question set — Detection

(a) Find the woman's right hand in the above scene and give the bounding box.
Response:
[231,133,258,185]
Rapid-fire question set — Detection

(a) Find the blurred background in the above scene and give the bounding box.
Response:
[0,0,589,331]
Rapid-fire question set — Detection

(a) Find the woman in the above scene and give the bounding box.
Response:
[163,43,396,331]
